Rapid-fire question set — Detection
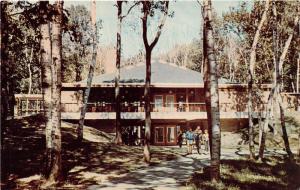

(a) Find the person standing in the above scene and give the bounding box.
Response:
[194,126,203,154]
[185,127,194,154]
[203,129,209,153]
[177,130,184,148]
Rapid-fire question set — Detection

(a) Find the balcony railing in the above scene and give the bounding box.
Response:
[61,101,272,113]
[61,102,259,113]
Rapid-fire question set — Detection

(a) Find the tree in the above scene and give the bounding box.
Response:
[223,0,299,160]
[114,1,139,144]
[39,0,64,186]
[203,0,221,180]
[246,0,270,160]
[62,5,95,82]
[114,1,124,144]
[39,0,54,179]
[45,0,63,184]
[259,13,299,160]
[77,0,98,141]
[141,1,169,163]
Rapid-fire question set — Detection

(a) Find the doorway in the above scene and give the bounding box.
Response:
[165,95,175,112]
[154,125,177,146]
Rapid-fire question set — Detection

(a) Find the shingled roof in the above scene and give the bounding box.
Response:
[80,61,229,85]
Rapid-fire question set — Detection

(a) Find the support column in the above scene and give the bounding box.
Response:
[185,88,189,112]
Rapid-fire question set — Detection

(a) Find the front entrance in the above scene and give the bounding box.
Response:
[154,125,177,145]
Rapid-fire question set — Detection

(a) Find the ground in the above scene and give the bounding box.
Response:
[1,115,300,190]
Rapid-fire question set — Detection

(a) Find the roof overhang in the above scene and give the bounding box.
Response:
[62,82,272,89]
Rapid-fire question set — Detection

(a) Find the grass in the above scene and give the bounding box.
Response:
[187,156,300,190]
[1,115,184,189]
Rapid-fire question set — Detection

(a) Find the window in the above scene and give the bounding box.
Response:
[155,127,164,143]
[166,95,175,111]
[167,127,175,143]
[154,95,163,112]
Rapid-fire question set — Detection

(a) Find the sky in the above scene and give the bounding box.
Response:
[64,1,244,58]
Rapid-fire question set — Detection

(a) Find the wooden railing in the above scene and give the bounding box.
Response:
[61,102,254,113]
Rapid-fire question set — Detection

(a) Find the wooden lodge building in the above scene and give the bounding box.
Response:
[14,61,299,146]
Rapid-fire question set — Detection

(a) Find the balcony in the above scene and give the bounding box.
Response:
[60,102,260,120]
[61,102,208,113]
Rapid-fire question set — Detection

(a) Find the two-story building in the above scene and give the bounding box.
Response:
[15,61,298,146]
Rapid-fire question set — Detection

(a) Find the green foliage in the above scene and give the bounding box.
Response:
[1,1,71,94]
[223,1,299,91]
[62,5,102,82]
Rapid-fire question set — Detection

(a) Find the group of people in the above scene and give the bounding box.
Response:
[177,126,209,155]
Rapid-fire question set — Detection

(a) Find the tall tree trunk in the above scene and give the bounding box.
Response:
[39,0,53,178]
[297,53,300,94]
[114,1,123,144]
[248,0,270,160]
[141,1,169,163]
[275,16,298,160]
[258,1,276,160]
[77,0,98,141]
[203,0,221,180]
[202,4,212,157]
[298,131,300,159]
[25,41,34,116]
[144,51,152,163]
[259,15,298,160]
[43,0,63,185]
[75,55,82,82]
[277,93,294,160]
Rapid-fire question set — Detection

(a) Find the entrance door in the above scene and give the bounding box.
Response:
[166,126,176,145]
[154,95,163,112]
[154,127,165,145]
[166,95,175,112]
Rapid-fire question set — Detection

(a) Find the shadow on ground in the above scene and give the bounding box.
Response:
[189,157,300,190]
[87,154,209,190]
[1,115,184,189]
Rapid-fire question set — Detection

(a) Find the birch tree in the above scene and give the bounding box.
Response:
[39,0,54,179]
[77,0,97,141]
[259,14,299,160]
[247,0,270,160]
[203,0,221,180]
[115,1,123,144]
[114,1,138,144]
[141,1,169,163]
[25,37,34,116]
[40,0,64,186]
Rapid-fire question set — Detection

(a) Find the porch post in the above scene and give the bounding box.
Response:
[14,98,19,117]
[185,88,189,112]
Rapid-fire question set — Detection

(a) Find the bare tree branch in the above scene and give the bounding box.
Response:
[121,1,140,19]
[149,1,169,50]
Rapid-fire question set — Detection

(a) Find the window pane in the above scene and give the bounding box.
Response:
[167,127,175,143]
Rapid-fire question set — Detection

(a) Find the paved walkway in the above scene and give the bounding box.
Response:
[88,153,209,190]
[87,147,292,190]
